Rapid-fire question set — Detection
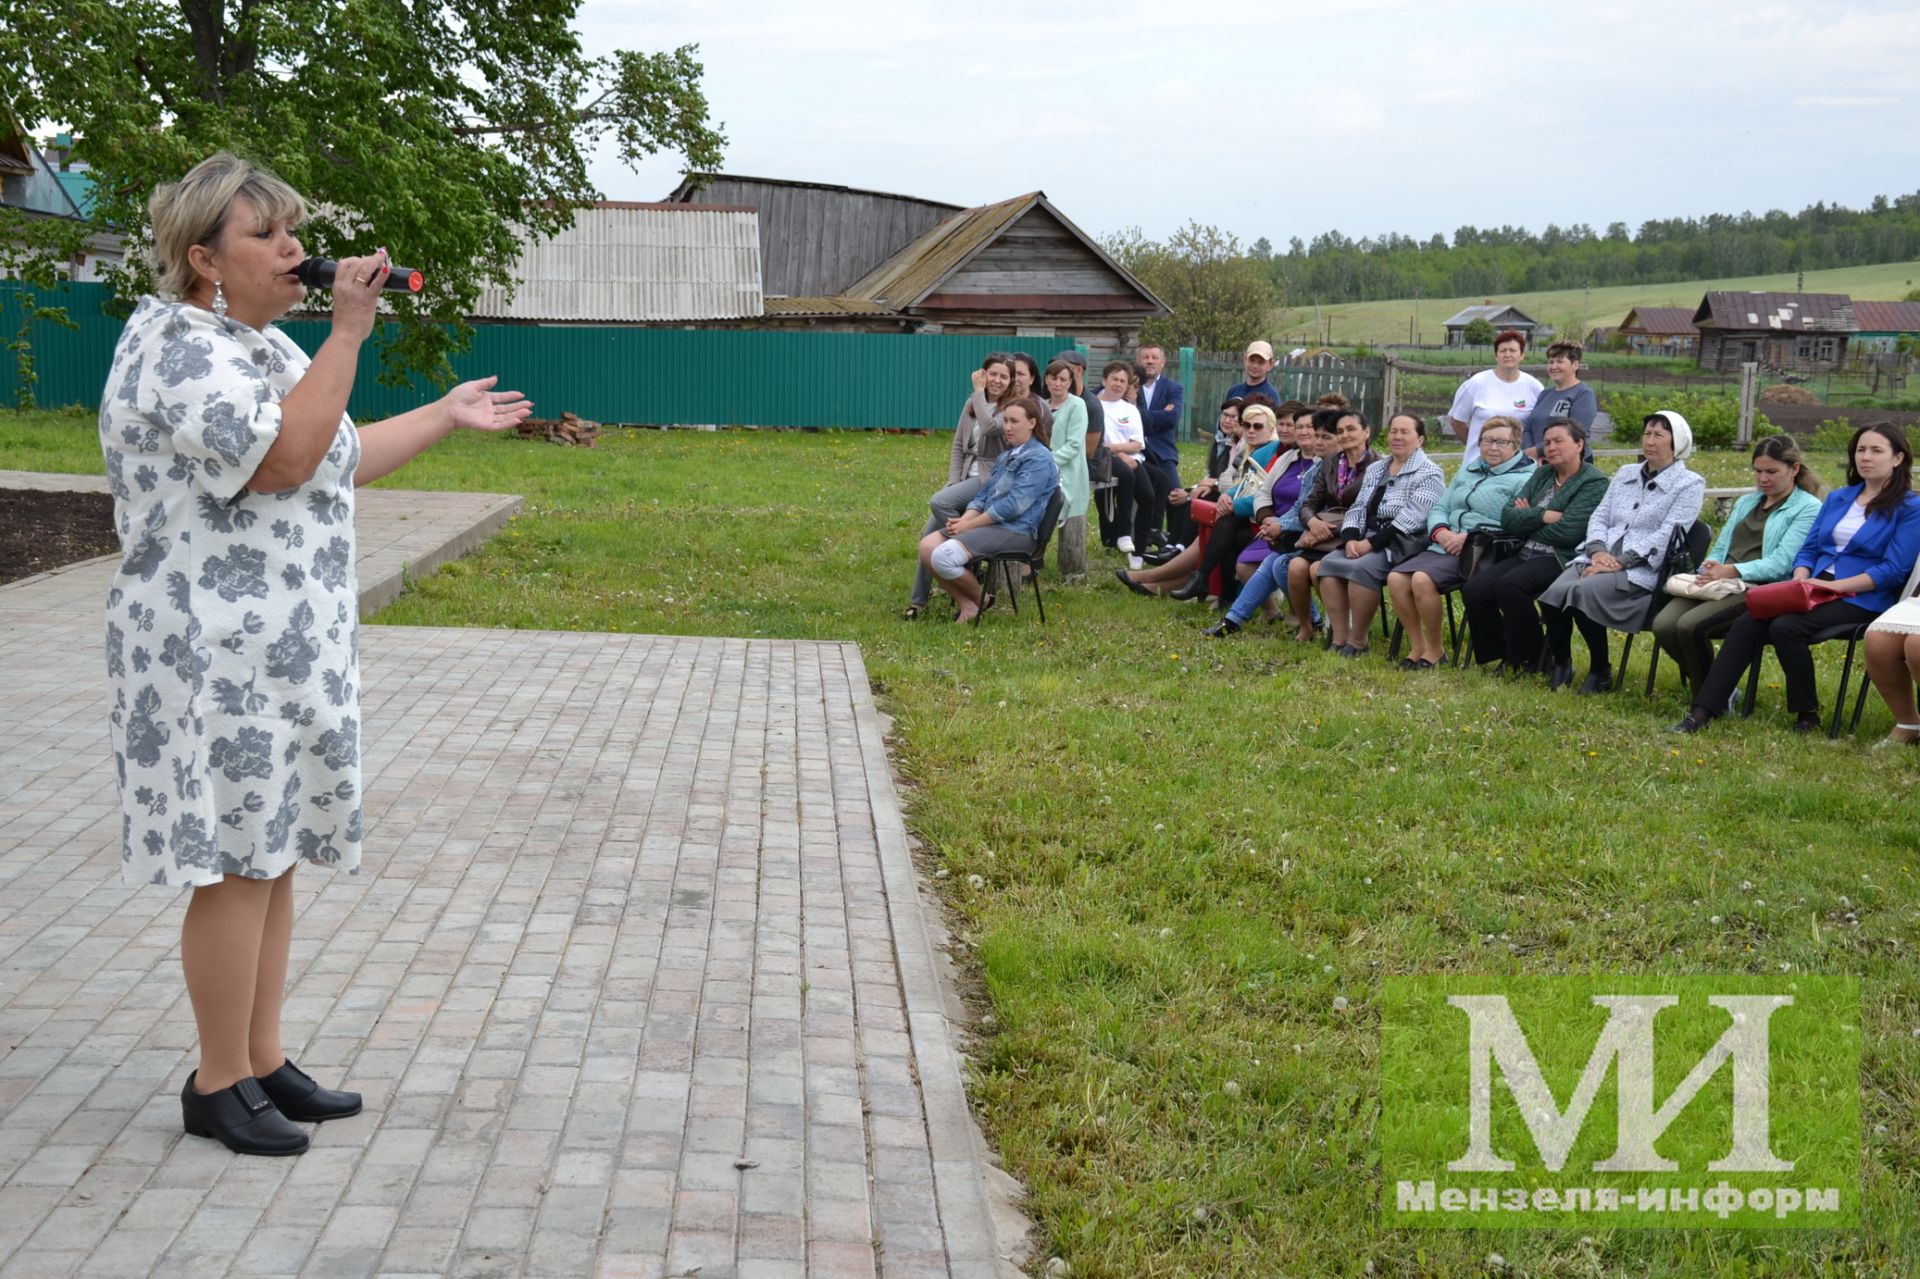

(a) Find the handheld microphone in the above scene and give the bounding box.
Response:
[295,257,424,294]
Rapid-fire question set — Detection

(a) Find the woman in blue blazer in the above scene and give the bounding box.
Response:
[1674,422,1920,734]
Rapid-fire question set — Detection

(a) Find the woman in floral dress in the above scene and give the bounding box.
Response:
[100,153,531,1155]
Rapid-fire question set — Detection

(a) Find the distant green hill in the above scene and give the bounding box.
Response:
[1266,261,1920,348]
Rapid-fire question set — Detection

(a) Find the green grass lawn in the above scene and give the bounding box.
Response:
[1270,260,1920,348]
[6,410,1917,1277]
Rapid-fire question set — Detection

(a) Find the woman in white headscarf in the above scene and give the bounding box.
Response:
[1533,410,1706,692]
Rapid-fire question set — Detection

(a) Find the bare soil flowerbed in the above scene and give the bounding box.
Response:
[0,489,119,585]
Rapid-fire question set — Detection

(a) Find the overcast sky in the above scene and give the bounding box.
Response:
[577,0,1920,249]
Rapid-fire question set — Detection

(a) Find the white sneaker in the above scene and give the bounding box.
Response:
[1128,555,1145,571]
[1116,536,1136,554]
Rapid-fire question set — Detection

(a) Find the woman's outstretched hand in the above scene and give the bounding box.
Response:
[443,376,533,433]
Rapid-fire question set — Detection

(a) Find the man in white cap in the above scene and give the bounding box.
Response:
[1229,340,1282,405]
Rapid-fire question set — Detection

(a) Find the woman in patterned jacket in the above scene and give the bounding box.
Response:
[99,153,530,1155]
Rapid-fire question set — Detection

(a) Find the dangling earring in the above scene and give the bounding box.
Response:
[212,279,227,318]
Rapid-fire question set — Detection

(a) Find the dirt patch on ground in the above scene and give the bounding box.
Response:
[0,489,119,585]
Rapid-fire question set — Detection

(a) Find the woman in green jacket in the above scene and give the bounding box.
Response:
[1459,420,1609,672]
[1650,434,1823,696]
[1385,416,1536,668]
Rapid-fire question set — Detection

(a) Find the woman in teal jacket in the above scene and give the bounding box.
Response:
[1385,415,1535,667]
[1650,435,1823,695]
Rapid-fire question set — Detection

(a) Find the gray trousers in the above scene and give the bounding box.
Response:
[911,477,983,607]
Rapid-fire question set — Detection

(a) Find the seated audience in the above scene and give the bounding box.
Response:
[1232,402,1314,582]
[1202,411,1329,634]
[1386,415,1534,668]
[1285,407,1379,642]
[1674,422,1920,734]
[1460,420,1609,673]
[1316,412,1447,656]
[917,397,1061,622]
[1536,411,1705,692]
[1116,403,1278,597]
[906,353,1013,618]
[1649,434,1822,694]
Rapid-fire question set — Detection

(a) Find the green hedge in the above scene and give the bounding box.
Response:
[1598,388,1769,450]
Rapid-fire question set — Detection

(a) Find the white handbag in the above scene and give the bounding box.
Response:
[1663,572,1747,601]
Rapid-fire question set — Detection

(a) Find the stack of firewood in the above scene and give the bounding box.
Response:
[515,411,602,447]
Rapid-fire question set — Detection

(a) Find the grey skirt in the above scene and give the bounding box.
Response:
[1536,565,1650,629]
[1316,548,1393,591]
[1390,548,1466,591]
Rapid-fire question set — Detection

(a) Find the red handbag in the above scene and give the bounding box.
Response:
[1189,497,1219,528]
[1744,579,1847,620]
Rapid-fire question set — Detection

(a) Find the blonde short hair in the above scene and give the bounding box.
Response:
[149,152,309,298]
[1479,415,1523,448]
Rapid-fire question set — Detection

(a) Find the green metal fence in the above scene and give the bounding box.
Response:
[0,281,1098,430]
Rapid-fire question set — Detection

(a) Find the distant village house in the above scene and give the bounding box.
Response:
[1440,303,1543,347]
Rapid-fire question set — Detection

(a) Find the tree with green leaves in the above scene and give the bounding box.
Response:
[1460,316,1496,346]
[0,0,725,384]
[1104,222,1278,355]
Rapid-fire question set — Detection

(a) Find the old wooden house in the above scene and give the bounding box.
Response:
[1850,300,1920,354]
[1440,304,1543,347]
[1613,306,1697,356]
[667,174,1166,351]
[1691,292,1855,373]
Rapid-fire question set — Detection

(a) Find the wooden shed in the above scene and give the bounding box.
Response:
[665,174,959,300]
[698,185,1167,350]
[1441,304,1543,347]
[1614,306,1697,356]
[1691,292,1855,373]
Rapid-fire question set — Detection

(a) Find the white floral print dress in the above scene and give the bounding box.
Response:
[99,298,363,888]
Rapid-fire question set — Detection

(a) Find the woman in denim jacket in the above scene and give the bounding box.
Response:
[919,397,1061,622]
[1536,410,1705,692]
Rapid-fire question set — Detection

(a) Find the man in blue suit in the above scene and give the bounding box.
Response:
[1136,343,1188,552]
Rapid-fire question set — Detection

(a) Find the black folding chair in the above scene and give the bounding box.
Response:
[1737,560,1920,737]
[1619,520,1712,697]
[973,489,1066,624]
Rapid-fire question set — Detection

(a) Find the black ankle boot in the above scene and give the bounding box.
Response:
[182,1072,309,1156]
[1168,571,1206,601]
[257,1059,363,1122]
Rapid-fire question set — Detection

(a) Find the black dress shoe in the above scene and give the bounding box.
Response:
[1203,617,1241,637]
[1790,711,1823,734]
[1576,669,1613,695]
[1168,572,1207,601]
[1546,661,1575,691]
[182,1072,309,1156]
[258,1059,363,1123]
[1669,709,1711,734]
[1113,567,1152,596]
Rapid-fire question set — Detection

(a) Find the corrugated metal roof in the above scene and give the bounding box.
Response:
[472,205,762,322]
[1852,300,1920,333]
[762,296,899,317]
[1619,306,1696,335]
[1441,304,1540,327]
[1691,292,1855,333]
[667,173,964,213]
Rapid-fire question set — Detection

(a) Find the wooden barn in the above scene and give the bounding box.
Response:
[1441,304,1543,347]
[1614,306,1697,356]
[1691,292,1855,373]
[667,175,1166,351]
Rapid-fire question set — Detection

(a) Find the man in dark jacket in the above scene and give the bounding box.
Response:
[1136,343,1187,551]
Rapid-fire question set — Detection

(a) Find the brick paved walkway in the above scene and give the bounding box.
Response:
[0,483,1013,1277]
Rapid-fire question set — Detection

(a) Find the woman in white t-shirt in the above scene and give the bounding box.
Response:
[1096,359,1153,558]
[1448,329,1543,466]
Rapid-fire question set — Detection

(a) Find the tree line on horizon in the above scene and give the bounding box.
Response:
[1249,192,1920,305]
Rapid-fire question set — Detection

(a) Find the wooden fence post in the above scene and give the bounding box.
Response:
[1737,362,1758,446]
[1178,345,1195,440]
[1383,356,1400,422]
